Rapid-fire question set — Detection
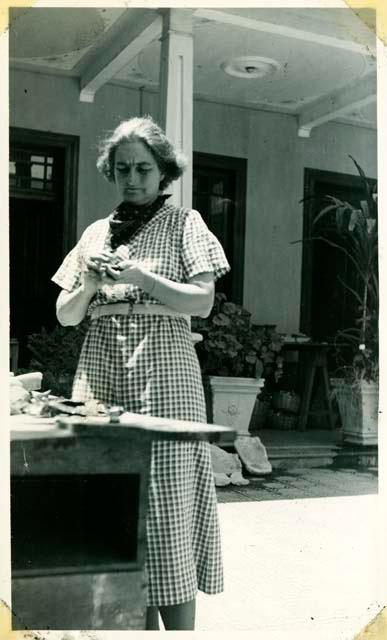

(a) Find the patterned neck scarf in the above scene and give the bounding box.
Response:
[108,194,170,250]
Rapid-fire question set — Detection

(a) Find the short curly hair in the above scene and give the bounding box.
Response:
[96,115,187,191]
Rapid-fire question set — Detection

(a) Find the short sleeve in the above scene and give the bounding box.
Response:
[181,209,230,282]
[51,239,85,292]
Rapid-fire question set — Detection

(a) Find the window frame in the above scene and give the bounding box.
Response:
[193,151,247,304]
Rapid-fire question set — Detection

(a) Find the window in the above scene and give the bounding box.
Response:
[9,148,55,197]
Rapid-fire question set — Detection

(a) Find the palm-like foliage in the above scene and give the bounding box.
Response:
[311,156,378,382]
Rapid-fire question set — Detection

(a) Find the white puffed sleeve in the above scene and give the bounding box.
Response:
[181,209,230,282]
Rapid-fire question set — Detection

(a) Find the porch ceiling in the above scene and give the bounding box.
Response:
[8,6,376,134]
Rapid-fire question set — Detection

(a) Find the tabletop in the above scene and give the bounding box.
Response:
[10,412,235,444]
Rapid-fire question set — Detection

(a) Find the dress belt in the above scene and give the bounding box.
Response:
[91,302,190,325]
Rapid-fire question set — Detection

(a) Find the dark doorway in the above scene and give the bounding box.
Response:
[193,152,247,304]
[300,168,377,342]
[9,128,79,367]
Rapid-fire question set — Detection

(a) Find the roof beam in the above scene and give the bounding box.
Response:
[297,71,376,137]
[195,9,375,57]
[79,10,162,103]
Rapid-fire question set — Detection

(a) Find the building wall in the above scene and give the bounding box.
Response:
[9,68,377,332]
[194,102,377,332]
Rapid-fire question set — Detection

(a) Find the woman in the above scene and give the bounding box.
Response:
[52,115,230,630]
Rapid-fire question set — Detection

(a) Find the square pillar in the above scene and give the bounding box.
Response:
[158,9,194,208]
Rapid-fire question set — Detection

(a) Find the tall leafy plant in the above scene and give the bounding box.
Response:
[304,156,378,382]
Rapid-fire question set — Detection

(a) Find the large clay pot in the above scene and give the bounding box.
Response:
[332,378,378,445]
[208,376,265,435]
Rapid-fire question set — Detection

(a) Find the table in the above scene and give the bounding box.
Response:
[282,341,336,430]
[10,413,234,631]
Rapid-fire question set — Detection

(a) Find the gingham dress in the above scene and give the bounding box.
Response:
[52,200,230,606]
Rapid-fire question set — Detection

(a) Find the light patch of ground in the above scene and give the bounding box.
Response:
[197,493,383,637]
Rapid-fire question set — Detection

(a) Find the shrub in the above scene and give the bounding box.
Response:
[27,320,89,397]
[194,293,284,383]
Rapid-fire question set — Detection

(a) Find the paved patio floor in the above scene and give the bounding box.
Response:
[196,490,383,637]
[216,465,378,503]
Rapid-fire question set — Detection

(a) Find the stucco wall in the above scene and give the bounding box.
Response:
[194,102,377,332]
[9,69,377,332]
[245,111,377,331]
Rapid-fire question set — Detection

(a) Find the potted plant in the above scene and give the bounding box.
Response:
[194,293,284,434]
[306,156,378,445]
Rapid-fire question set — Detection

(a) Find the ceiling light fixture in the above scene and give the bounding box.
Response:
[221,56,282,79]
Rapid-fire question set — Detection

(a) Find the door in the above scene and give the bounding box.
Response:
[9,129,79,367]
[193,152,247,304]
[300,168,377,342]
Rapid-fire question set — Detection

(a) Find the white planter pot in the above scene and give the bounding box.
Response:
[208,376,265,435]
[332,379,378,446]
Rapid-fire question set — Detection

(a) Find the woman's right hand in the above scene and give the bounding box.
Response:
[57,250,121,327]
[81,265,101,295]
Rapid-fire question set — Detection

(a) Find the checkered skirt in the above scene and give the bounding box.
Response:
[52,203,230,606]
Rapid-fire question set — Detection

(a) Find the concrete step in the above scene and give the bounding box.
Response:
[266,443,377,470]
[219,440,378,471]
[330,444,378,470]
[267,448,338,470]
[267,444,341,457]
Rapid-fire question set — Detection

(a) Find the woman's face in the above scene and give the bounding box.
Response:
[113,139,164,206]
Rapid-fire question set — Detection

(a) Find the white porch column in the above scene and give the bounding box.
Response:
[158,9,194,209]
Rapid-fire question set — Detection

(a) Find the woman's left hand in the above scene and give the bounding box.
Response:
[105,260,145,287]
